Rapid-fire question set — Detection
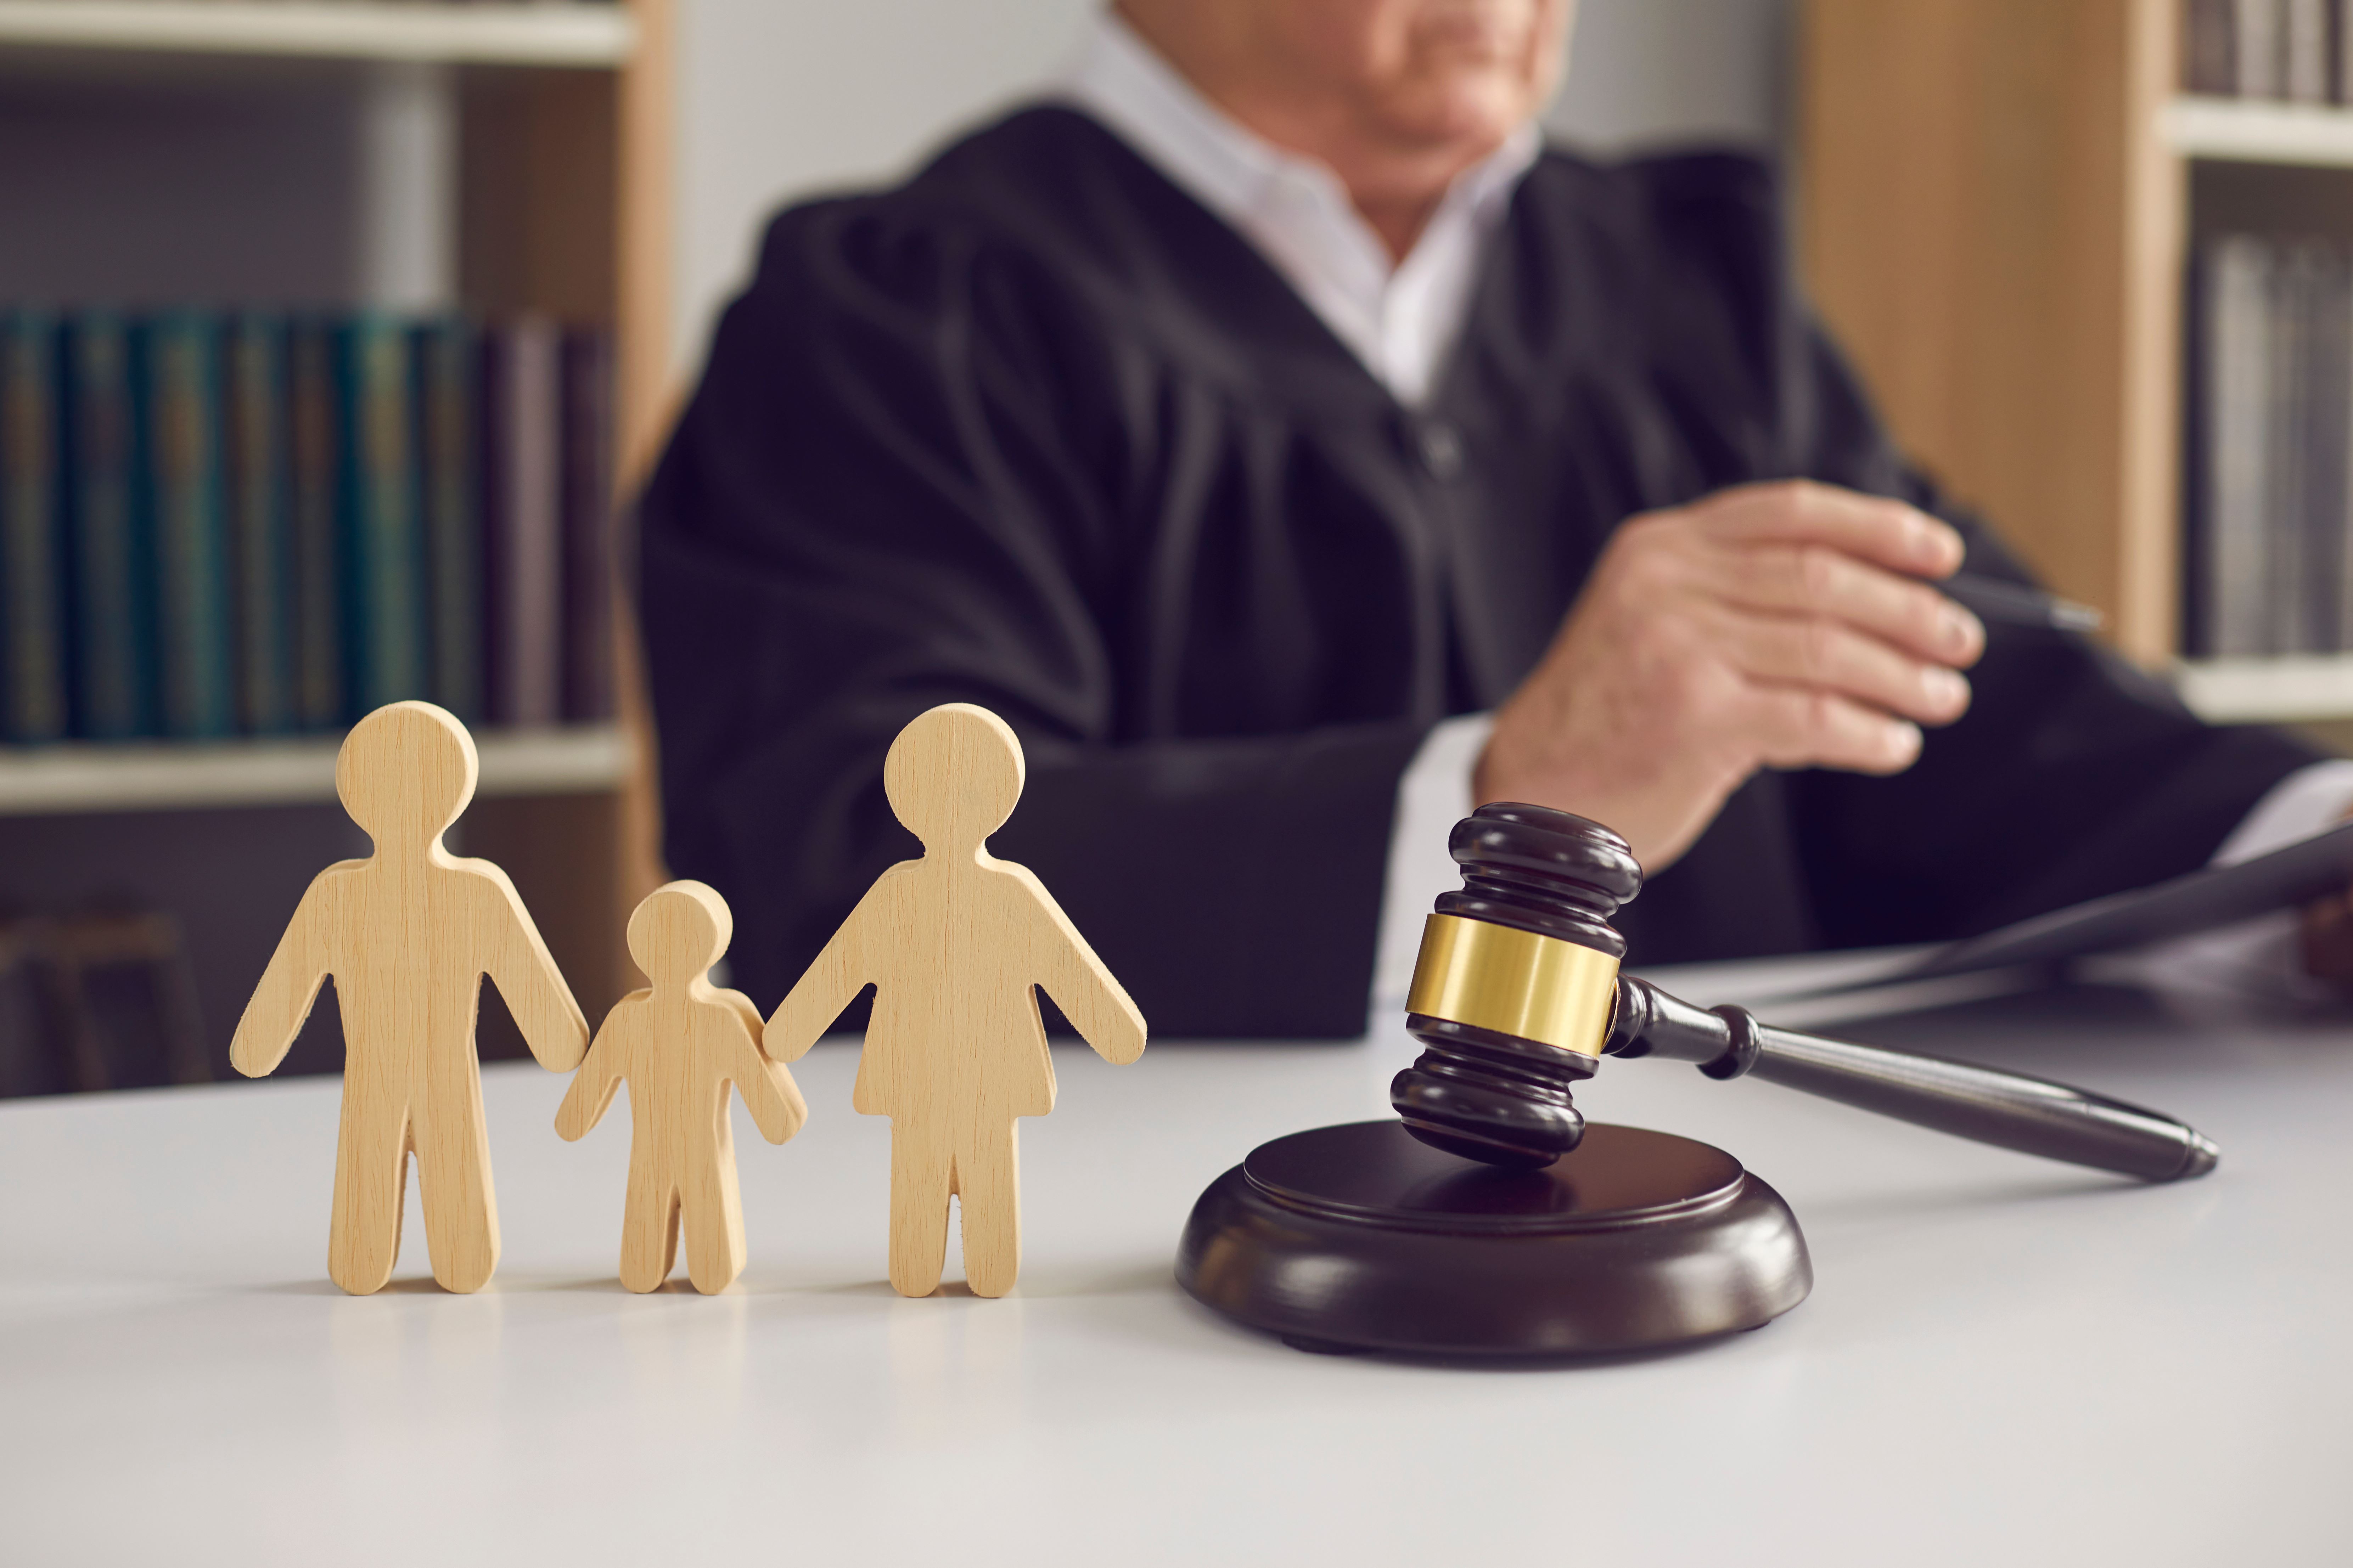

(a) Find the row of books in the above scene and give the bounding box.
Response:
[2185,0,2353,101]
[2185,233,2353,656]
[0,309,614,745]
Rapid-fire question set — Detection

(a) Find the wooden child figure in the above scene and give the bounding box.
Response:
[556,880,807,1292]
[766,703,1147,1298]
[231,701,589,1294]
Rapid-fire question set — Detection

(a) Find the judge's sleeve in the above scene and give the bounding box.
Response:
[1784,320,2324,941]
[636,202,1417,1038]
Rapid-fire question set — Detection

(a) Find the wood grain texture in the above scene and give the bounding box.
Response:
[612,0,679,997]
[1799,0,2183,661]
[458,68,617,325]
[616,0,678,493]
[765,704,1147,1298]
[556,880,805,1292]
[230,701,590,1295]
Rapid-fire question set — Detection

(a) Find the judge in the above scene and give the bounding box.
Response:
[639,0,2351,1035]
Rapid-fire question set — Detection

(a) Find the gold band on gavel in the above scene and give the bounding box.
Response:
[1403,913,1621,1057]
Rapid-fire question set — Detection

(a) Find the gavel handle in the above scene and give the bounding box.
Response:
[1606,976,2219,1183]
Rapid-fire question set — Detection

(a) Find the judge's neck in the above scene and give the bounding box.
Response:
[1116,7,1522,263]
[1329,163,1477,265]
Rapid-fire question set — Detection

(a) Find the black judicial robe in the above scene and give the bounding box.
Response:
[638,107,2318,1037]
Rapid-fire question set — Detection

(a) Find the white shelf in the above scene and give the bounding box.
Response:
[0,1,634,67]
[2173,655,2353,722]
[0,722,631,816]
[2164,95,2353,167]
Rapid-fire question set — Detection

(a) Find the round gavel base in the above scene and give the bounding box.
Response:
[1176,1121,1812,1357]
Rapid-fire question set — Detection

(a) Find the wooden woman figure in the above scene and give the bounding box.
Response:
[766,703,1146,1299]
[231,701,589,1295]
[557,880,807,1292]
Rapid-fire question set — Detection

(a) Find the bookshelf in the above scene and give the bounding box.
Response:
[2165,93,2353,164]
[2174,653,2353,721]
[1799,0,2353,725]
[0,1,636,66]
[0,0,674,1057]
[0,723,630,816]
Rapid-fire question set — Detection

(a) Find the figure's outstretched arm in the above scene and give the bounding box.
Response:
[720,989,808,1145]
[1027,880,1147,1065]
[229,873,348,1078]
[473,863,591,1072]
[554,1009,631,1141]
[717,986,766,1047]
[764,890,881,1062]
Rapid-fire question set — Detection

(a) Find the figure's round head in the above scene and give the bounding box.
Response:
[883,704,1026,855]
[628,880,733,986]
[336,701,478,849]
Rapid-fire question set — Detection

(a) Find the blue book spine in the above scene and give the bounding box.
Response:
[1,310,70,743]
[415,317,482,723]
[286,320,345,729]
[225,315,295,734]
[144,312,237,740]
[64,312,153,740]
[339,316,427,714]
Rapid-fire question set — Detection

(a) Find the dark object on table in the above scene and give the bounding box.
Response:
[1392,805,2219,1180]
[1179,1120,1808,1357]
[1855,817,2353,990]
[1176,804,2217,1358]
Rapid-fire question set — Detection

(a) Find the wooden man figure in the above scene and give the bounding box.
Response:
[556,880,807,1293]
[766,703,1147,1299]
[231,700,588,1295]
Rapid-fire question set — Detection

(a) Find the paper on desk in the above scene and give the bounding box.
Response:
[1635,819,2353,1026]
[1630,949,2039,1030]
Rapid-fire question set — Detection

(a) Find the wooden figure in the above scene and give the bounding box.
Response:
[230,700,589,1295]
[766,703,1146,1298]
[556,880,807,1293]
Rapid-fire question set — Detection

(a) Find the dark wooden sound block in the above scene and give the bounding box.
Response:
[1176,1121,1812,1357]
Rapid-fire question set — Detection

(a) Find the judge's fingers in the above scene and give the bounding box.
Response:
[1695,480,1965,580]
[2300,891,2353,987]
[1739,681,1926,775]
[1712,544,1985,669]
[1714,611,1972,727]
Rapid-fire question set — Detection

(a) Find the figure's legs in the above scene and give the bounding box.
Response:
[412,1072,500,1294]
[888,1117,954,1297]
[679,1151,747,1295]
[956,1121,1022,1299]
[620,1177,681,1293]
[327,1083,411,1296]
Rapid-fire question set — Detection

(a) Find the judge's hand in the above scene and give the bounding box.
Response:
[2301,808,2353,985]
[1475,480,1987,872]
[2303,894,2353,986]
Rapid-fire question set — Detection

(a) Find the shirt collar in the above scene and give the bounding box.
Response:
[1056,10,1540,282]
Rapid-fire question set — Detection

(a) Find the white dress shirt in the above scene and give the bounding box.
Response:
[1058,13,1536,407]
[1057,10,2353,1011]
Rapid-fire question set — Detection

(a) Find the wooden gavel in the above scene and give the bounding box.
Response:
[1391,804,2220,1183]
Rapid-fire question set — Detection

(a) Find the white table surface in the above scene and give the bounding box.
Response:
[4,963,2349,1567]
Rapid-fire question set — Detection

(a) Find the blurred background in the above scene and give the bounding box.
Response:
[0,0,2339,1095]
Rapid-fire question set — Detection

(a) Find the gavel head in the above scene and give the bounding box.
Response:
[1391,804,1643,1170]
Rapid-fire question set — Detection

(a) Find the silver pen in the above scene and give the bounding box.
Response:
[1938,573,2105,634]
